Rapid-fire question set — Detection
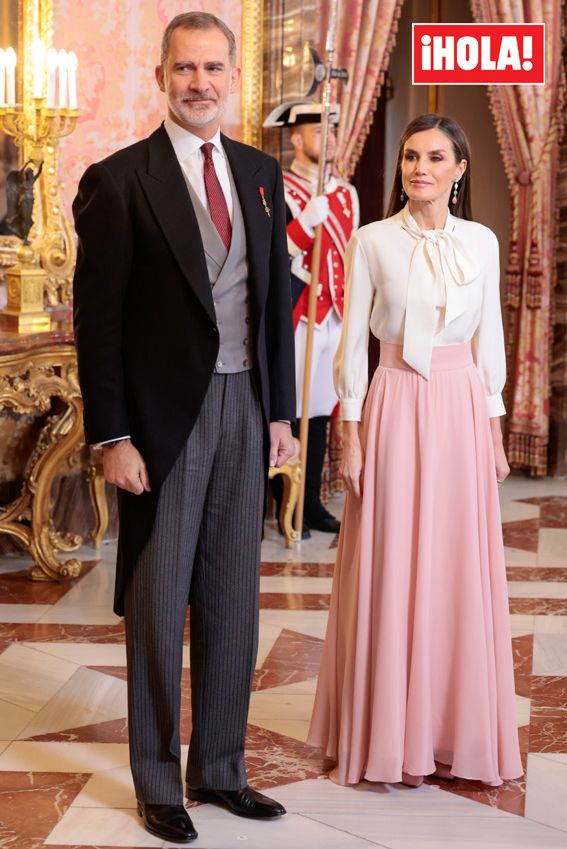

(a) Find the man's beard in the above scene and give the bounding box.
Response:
[305,147,334,167]
[170,94,226,128]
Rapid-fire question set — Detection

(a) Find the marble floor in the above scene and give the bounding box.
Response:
[0,474,566,848]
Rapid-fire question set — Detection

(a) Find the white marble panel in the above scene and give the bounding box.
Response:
[263,678,318,696]
[507,581,567,599]
[261,524,338,564]
[249,692,314,722]
[23,642,128,666]
[0,604,52,623]
[0,699,36,739]
[45,807,163,846]
[274,778,502,817]
[534,616,567,634]
[18,665,128,739]
[510,615,535,637]
[71,765,136,809]
[538,529,567,568]
[47,805,374,849]
[259,575,333,594]
[504,547,538,567]
[37,605,122,625]
[248,718,311,742]
[532,634,567,676]
[499,476,567,501]
[0,643,78,712]
[499,500,540,523]
[525,753,567,832]
[516,694,531,728]
[256,623,284,669]
[37,559,120,625]
[0,741,130,772]
[259,609,329,641]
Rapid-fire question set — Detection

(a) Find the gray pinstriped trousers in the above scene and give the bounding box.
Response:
[123,372,264,805]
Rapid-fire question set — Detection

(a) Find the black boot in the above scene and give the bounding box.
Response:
[300,416,341,534]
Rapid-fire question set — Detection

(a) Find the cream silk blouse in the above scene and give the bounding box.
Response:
[334,205,506,421]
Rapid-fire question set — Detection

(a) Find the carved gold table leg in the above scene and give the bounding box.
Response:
[87,453,109,550]
[268,439,301,548]
[0,345,86,581]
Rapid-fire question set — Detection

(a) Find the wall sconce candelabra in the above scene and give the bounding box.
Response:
[0,0,79,333]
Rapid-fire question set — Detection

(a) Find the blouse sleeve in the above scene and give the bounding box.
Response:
[333,232,375,421]
[471,229,506,417]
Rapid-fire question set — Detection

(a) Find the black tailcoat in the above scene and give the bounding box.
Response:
[73,124,296,614]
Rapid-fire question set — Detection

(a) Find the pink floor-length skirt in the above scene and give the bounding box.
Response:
[308,342,523,786]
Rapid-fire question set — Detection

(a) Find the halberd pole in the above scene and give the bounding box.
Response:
[295,0,341,540]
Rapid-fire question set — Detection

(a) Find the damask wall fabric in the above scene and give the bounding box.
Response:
[470,0,566,476]
[54,0,243,214]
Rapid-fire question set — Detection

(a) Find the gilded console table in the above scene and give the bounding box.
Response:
[0,320,107,581]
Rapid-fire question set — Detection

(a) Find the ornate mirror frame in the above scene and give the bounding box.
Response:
[0,0,75,306]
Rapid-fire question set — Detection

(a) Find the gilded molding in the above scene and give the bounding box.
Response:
[241,0,264,148]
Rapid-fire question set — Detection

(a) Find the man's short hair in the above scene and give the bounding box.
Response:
[160,12,237,66]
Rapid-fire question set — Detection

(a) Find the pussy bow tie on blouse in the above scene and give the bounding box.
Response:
[400,205,480,379]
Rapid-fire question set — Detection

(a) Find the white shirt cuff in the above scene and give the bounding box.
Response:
[94,435,131,448]
[486,394,505,418]
[340,399,364,421]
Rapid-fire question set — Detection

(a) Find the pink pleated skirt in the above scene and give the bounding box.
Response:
[308,342,523,785]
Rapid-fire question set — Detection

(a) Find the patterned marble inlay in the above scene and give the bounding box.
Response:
[502,518,540,553]
[520,497,567,529]
[0,771,91,848]
[0,563,98,604]
[0,474,566,843]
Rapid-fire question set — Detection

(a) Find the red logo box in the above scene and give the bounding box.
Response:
[412,23,545,85]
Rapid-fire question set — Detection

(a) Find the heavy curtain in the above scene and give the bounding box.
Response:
[317,0,404,178]
[470,0,566,475]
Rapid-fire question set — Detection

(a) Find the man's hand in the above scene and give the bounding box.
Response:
[269,422,296,468]
[102,439,151,495]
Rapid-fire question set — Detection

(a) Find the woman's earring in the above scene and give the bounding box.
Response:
[400,187,405,202]
[452,181,459,205]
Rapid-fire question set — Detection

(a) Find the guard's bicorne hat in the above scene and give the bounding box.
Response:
[262,100,340,129]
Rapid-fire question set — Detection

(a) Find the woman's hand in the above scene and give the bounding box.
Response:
[490,417,510,483]
[340,421,364,498]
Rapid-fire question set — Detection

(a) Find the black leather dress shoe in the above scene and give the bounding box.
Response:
[187,785,286,819]
[304,506,340,534]
[137,801,197,843]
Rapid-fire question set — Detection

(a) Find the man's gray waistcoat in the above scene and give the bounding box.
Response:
[183,162,256,374]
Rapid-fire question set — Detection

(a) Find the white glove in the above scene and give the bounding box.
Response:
[298,195,330,231]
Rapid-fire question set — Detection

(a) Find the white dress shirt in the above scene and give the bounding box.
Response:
[334,205,506,421]
[164,116,233,221]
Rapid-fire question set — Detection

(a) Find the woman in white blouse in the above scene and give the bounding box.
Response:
[308,114,523,788]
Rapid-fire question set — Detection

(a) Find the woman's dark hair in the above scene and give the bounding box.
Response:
[385,114,472,220]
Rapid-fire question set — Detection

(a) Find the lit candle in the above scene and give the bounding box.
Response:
[58,48,68,109]
[0,49,5,107]
[66,51,78,109]
[5,47,16,106]
[46,48,58,107]
[32,39,45,99]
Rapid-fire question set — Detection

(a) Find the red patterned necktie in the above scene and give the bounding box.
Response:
[201,142,232,251]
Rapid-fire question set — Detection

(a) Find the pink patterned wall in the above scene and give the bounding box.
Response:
[54,1,244,212]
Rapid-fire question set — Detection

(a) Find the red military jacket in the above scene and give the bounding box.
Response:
[284,161,359,330]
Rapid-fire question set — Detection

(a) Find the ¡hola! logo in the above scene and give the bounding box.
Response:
[412,23,545,85]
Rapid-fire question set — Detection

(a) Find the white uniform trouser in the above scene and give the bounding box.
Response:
[294,310,342,419]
